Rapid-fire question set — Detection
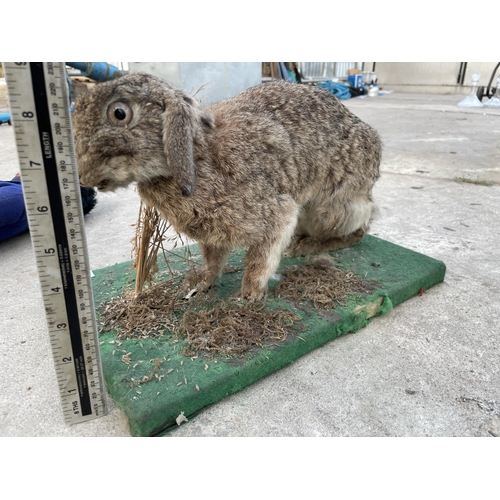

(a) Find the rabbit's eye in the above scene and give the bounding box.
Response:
[107,102,133,126]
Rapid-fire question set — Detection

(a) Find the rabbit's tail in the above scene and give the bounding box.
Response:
[296,189,377,239]
[337,196,378,237]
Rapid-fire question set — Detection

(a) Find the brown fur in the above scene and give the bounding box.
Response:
[73,73,382,300]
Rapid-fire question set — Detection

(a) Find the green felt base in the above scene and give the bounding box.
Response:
[92,235,446,436]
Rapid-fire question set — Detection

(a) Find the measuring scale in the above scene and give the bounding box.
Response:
[4,62,107,424]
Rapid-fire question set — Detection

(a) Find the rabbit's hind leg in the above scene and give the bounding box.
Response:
[286,194,375,257]
[241,196,299,301]
[286,228,366,257]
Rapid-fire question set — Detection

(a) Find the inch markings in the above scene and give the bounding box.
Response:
[4,62,107,424]
[29,62,92,416]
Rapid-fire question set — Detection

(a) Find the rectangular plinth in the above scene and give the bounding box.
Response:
[92,235,446,436]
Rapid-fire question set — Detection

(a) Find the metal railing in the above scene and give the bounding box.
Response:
[299,62,363,82]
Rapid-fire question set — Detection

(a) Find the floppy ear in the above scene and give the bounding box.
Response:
[162,92,197,196]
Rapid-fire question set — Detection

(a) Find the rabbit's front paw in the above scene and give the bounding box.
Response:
[240,280,268,302]
[181,267,217,298]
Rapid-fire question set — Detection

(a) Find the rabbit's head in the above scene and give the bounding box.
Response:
[73,72,206,195]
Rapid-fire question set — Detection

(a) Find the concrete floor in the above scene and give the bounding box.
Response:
[0,91,499,437]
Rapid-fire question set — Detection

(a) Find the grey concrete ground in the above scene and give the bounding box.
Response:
[0,90,499,437]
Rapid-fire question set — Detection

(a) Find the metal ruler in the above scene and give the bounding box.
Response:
[4,62,107,424]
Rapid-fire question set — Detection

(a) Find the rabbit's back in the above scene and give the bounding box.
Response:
[204,80,381,204]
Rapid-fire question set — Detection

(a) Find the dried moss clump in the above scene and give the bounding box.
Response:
[100,279,184,339]
[275,262,376,310]
[178,301,301,358]
[99,259,376,355]
[99,284,302,357]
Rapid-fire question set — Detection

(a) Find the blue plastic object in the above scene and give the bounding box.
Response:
[66,62,124,82]
[316,81,351,100]
[0,112,12,125]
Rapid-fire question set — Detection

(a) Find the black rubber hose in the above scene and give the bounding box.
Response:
[486,62,500,96]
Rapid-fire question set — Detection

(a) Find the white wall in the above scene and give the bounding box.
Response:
[363,62,499,94]
[128,62,262,105]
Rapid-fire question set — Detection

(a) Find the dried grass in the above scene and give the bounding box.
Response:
[99,259,375,357]
[100,278,183,339]
[100,202,196,337]
[99,274,303,357]
[275,259,376,310]
[178,301,301,358]
[132,202,175,296]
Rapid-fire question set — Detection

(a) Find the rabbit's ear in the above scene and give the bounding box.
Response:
[162,92,197,196]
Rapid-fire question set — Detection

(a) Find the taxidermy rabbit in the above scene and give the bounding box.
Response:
[73,73,382,300]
